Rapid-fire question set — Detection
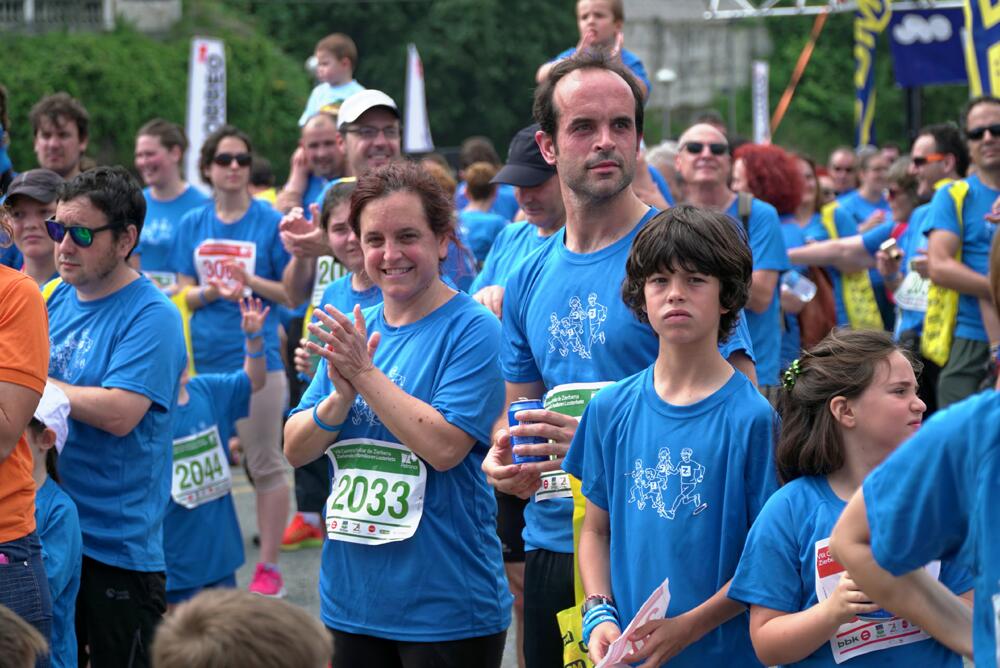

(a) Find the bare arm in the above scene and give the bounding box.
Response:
[282,255,317,308]
[829,490,974,658]
[747,269,779,314]
[283,389,354,467]
[927,229,992,299]
[0,382,42,460]
[245,274,293,308]
[48,380,152,438]
[788,237,874,274]
[580,501,623,664]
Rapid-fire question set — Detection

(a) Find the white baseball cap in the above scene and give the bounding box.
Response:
[33,382,71,454]
[336,90,399,130]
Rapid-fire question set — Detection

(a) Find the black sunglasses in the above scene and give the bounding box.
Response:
[45,218,118,247]
[966,123,1000,141]
[683,141,728,156]
[212,152,252,167]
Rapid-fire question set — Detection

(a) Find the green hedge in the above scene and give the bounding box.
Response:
[1,17,310,183]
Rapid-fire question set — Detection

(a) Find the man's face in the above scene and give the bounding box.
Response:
[53,196,131,292]
[909,134,950,199]
[576,0,621,48]
[675,124,730,189]
[515,174,565,230]
[966,102,1000,173]
[34,116,87,178]
[134,134,181,190]
[302,116,344,179]
[342,108,401,177]
[828,149,857,193]
[859,153,890,194]
[536,68,639,205]
[7,196,57,260]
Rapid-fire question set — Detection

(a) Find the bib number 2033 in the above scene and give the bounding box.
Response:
[325,439,426,545]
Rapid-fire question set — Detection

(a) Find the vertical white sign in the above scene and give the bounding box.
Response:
[403,43,434,153]
[751,60,771,144]
[186,37,226,194]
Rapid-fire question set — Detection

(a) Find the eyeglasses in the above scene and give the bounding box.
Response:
[344,125,400,141]
[820,188,836,198]
[45,218,118,247]
[212,152,252,167]
[887,187,907,200]
[966,123,1000,141]
[911,153,946,167]
[682,141,728,156]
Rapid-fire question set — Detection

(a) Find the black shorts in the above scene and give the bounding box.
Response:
[523,548,575,668]
[329,628,506,668]
[494,490,528,563]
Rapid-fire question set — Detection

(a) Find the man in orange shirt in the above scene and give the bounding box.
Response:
[0,211,52,662]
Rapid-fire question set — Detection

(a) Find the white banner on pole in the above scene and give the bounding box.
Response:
[186,37,226,194]
[404,43,434,153]
[751,60,771,144]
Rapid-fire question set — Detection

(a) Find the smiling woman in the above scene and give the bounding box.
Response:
[284,162,512,667]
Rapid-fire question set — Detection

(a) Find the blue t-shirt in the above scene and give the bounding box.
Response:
[812,207,865,328]
[924,175,1000,342]
[164,371,250,592]
[442,237,478,293]
[172,199,291,372]
[137,185,211,277]
[455,183,520,221]
[832,193,894,327]
[303,174,328,218]
[469,221,552,293]
[294,292,512,641]
[554,46,652,96]
[779,216,811,372]
[837,190,890,226]
[726,197,791,386]
[0,243,22,270]
[458,210,508,264]
[648,164,675,206]
[563,367,777,667]
[730,475,970,667]
[35,477,81,668]
[863,390,1000,668]
[501,208,756,553]
[317,272,382,315]
[891,206,932,338]
[299,79,366,126]
[47,277,186,570]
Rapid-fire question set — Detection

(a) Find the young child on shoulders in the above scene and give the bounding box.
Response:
[163,297,269,605]
[729,328,972,667]
[26,382,81,668]
[299,33,365,126]
[563,205,778,667]
[152,589,331,668]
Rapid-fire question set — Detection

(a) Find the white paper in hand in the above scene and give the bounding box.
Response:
[596,577,671,668]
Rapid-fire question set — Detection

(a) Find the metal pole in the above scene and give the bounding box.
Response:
[24,0,34,26]
[905,86,923,144]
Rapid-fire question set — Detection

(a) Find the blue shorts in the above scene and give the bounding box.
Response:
[166,572,237,605]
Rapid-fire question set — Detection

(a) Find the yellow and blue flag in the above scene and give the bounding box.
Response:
[963,0,1000,96]
[854,1,893,147]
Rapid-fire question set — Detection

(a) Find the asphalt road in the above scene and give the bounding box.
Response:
[230,469,520,668]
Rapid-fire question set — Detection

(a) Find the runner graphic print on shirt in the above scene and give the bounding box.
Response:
[626,447,709,520]
[49,329,94,377]
[547,292,608,360]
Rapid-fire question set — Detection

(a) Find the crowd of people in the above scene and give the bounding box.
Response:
[1,1,999,667]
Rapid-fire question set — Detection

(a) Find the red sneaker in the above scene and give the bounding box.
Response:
[281,513,324,551]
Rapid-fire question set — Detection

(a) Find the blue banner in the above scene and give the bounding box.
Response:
[964,0,1000,96]
[855,1,892,148]
[889,8,967,87]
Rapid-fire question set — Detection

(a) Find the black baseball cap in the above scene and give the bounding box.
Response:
[492,124,556,188]
[6,169,63,204]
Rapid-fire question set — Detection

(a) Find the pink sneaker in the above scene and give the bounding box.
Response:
[248,562,286,598]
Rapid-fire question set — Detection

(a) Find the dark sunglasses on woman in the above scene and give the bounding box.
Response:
[212,152,252,167]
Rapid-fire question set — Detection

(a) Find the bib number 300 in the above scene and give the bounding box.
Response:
[325,439,426,545]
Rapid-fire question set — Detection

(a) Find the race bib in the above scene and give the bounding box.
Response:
[814,537,940,664]
[144,270,177,291]
[538,382,612,503]
[171,426,232,510]
[310,255,346,306]
[194,239,256,291]
[894,271,930,312]
[325,438,426,545]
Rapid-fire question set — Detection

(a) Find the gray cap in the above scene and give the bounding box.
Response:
[6,169,63,204]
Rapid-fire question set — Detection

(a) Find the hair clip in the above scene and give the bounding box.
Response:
[782,359,802,391]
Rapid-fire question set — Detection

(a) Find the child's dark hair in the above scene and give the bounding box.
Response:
[621,205,751,342]
[319,178,357,231]
[27,418,60,483]
[775,329,920,484]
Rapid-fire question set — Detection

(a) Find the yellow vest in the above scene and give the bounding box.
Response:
[921,180,969,367]
[820,201,884,330]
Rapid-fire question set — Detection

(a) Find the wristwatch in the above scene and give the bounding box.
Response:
[581,594,615,617]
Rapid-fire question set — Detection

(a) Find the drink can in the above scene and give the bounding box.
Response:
[508,398,547,464]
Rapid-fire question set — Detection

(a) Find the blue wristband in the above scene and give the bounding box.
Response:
[197,287,209,307]
[312,403,344,432]
[245,331,263,341]
[245,349,265,359]
[581,602,620,645]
